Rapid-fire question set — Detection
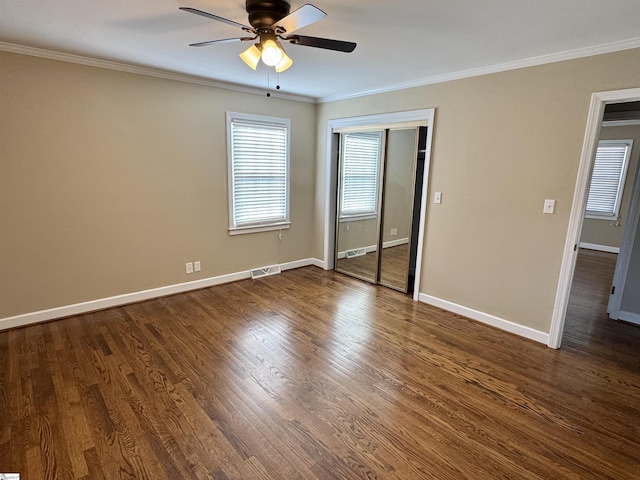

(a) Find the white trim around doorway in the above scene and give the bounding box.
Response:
[548,87,640,349]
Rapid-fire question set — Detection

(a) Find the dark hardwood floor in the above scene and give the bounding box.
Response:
[563,248,640,370]
[0,260,639,479]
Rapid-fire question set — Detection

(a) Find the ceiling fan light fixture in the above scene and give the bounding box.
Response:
[275,44,293,72]
[239,44,261,70]
[261,38,283,66]
[182,2,356,78]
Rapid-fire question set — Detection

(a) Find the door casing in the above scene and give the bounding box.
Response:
[549,87,640,348]
[323,108,435,301]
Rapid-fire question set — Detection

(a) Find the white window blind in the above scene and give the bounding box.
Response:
[340,132,382,218]
[227,113,290,233]
[586,139,633,219]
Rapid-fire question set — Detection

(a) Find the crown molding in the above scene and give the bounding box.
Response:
[4,35,640,106]
[318,36,640,103]
[0,41,315,104]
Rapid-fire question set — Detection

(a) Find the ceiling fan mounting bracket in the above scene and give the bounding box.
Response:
[257,29,278,43]
[245,0,291,29]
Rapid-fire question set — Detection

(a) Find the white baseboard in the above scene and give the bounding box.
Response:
[617,310,640,326]
[280,258,323,271]
[579,242,620,254]
[418,293,549,345]
[0,258,324,332]
[336,238,409,259]
[310,258,327,269]
[383,237,409,249]
[336,244,377,260]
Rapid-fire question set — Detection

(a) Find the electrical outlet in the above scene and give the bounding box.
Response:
[194,261,201,272]
[185,262,193,274]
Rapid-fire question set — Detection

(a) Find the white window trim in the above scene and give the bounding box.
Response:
[228,222,291,236]
[585,139,633,220]
[226,112,291,235]
[338,214,378,223]
[584,212,620,221]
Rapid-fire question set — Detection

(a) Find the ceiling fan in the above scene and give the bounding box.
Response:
[180,0,356,73]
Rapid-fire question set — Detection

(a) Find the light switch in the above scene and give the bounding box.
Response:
[543,199,555,214]
[434,192,442,204]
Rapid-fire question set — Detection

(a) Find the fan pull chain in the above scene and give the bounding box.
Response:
[265,68,282,97]
[266,67,271,97]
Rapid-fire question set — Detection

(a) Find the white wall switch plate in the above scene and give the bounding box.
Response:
[185,262,193,274]
[543,199,556,214]
[434,192,442,204]
[194,261,201,272]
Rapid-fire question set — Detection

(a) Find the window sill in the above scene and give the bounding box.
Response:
[339,214,378,222]
[229,222,291,236]
[585,213,618,221]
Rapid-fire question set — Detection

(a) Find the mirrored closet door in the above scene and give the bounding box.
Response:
[335,131,384,283]
[335,127,423,293]
[378,128,418,291]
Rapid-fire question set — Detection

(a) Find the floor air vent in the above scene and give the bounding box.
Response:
[250,265,282,279]
[345,248,366,259]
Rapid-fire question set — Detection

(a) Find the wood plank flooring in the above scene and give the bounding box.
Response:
[1,261,639,479]
[563,248,640,370]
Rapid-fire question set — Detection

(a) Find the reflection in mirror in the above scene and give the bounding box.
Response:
[335,131,384,283]
[379,128,418,291]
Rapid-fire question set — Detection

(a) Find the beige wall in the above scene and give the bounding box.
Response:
[620,208,640,316]
[315,48,640,333]
[580,124,640,248]
[0,51,317,318]
[5,45,640,336]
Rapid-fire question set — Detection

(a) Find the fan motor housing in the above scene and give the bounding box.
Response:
[246,0,291,28]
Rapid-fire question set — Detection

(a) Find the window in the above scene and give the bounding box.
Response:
[585,139,633,219]
[227,112,290,234]
[339,132,383,219]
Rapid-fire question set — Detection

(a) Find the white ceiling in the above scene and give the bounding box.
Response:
[2,0,640,102]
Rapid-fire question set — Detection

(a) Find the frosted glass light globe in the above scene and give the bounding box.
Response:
[261,39,283,66]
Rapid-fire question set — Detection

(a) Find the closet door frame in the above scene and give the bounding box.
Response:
[324,108,435,301]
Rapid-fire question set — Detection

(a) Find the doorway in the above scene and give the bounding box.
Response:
[323,109,435,301]
[563,104,640,350]
[549,88,640,348]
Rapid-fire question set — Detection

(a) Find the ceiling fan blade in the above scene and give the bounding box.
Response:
[285,35,356,53]
[189,37,255,47]
[274,4,326,34]
[179,7,252,32]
